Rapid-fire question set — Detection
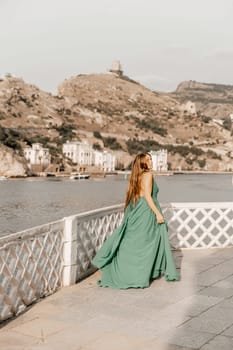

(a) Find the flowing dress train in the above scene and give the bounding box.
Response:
[92,179,180,288]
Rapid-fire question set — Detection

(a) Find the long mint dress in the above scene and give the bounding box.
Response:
[92,179,179,289]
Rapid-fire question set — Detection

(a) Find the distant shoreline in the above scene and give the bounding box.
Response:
[1,170,233,180]
[171,170,233,175]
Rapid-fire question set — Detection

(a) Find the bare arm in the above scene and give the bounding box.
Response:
[141,172,164,224]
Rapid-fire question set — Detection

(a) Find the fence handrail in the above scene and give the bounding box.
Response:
[165,202,233,209]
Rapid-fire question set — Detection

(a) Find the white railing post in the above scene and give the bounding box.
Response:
[62,216,78,286]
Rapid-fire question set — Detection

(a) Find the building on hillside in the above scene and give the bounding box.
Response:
[92,150,103,169]
[92,150,115,171]
[102,151,116,171]
[62,141,93,166]
[23,143,51,167]
[63,141,116,171]
[150,149,168,172]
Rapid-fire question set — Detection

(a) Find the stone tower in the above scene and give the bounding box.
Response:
[109,60,123,76]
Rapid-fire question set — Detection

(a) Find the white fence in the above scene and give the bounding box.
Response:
[0,220,64,322]
[163,202,233,249]
[0,202,233,322]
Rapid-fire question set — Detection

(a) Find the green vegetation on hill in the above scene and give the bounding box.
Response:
[132,116,168,137]
[0,127,22,151]
[126,138,221,167]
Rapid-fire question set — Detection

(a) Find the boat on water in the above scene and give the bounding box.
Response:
[69,172,90,180]
[0,176,7,181]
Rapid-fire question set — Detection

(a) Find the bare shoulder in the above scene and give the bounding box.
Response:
[141,171,153,183]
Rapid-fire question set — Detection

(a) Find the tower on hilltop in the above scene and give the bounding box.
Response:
[109,60,123,76]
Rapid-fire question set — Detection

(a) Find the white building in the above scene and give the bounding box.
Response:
[92,150,103,168]
[92,150,115,171]
[63,141,116,171]
[102,151,116,171]
[62,141,93,166]
[23,143,51,166]
[150,149,168,172]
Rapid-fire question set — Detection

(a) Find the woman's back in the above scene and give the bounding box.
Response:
[139,171,153,198]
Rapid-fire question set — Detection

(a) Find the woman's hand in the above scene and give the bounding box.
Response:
[156,212,165,224]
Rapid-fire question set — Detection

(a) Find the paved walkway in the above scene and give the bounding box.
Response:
[1,247,233,350]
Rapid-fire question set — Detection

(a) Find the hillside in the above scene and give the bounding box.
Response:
[0,74,233,174]
[172,80,233,119]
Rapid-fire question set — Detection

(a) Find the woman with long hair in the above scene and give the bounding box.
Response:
[92,152,179,288]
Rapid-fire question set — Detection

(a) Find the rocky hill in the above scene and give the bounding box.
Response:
[172,80,233,119]
[0,74,233,175]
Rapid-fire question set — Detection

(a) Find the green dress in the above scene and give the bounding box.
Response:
[92,179,179,289]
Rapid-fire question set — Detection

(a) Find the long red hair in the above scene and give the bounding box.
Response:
[124,153,151,209]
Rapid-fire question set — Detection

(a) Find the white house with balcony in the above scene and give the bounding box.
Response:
[92,150,115,171]
[150,149,168,172]
[62,141,93,166]
[92,150,103,168]
[63,141,116,171]
[23,143,51,167]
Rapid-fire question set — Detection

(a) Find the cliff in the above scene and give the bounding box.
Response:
[172,80,233,119]
[0,144,27,177]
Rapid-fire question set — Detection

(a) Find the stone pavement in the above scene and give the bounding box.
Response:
[1,247,233,350]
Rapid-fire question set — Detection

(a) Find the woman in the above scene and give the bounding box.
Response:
[92,152,179,288]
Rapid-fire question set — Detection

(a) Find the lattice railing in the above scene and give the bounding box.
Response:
[0,220,64,322]
[65,202,233,284]
[163,202,233,249]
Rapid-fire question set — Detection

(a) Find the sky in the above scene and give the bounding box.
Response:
[1,0,233,94]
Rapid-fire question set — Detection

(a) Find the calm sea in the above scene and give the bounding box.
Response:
[0,173,233,237]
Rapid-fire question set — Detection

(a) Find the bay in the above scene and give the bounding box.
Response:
[0,173,232,237]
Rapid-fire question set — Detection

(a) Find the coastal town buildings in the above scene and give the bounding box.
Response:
[150,149,168,172]
[22,141,166,174]
[23,143,51,168]
[62,141,116,171]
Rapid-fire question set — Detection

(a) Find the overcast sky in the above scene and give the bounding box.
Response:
[1,0,233,94]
